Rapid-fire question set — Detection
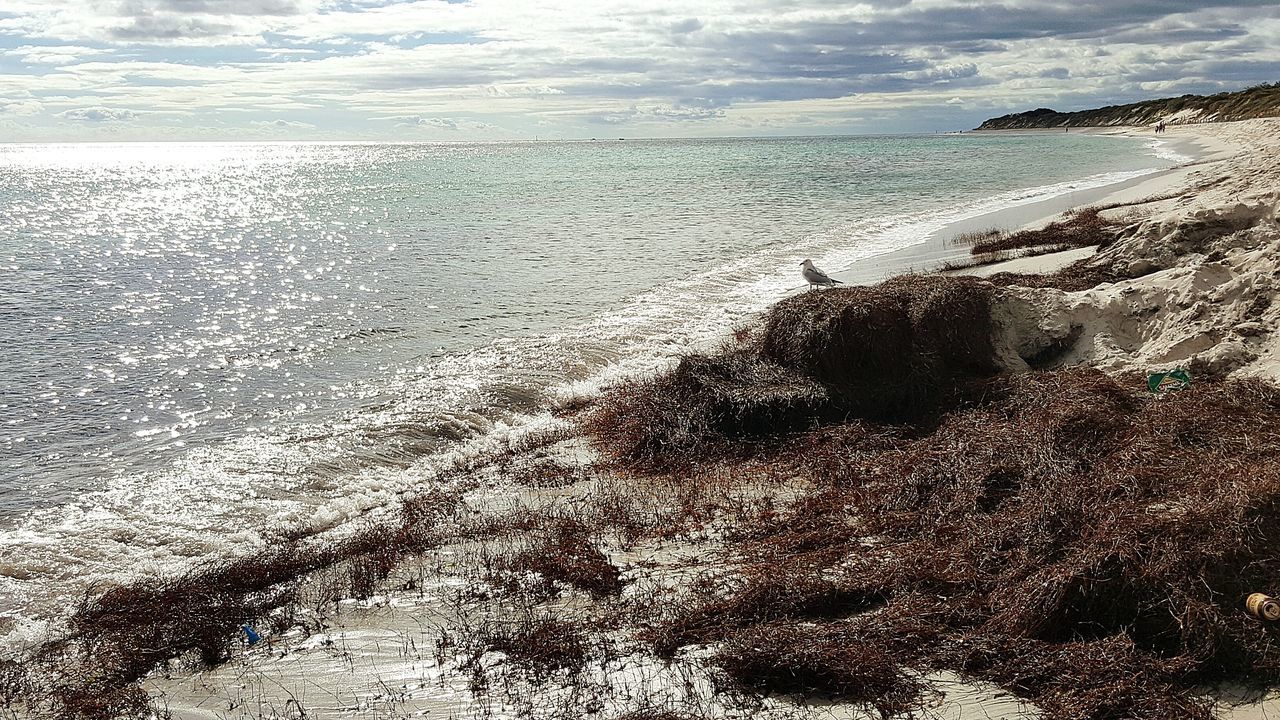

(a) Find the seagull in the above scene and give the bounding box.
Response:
[800,259,842,291]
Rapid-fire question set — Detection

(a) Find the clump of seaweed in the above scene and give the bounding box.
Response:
[756,274,998,414]
[648,567,886,657]
[713,623,927,718]
[610,712,706,720]
[969,206,1116,256]
[584,353,829,469]
[949,226,1007,248]
[494,517,624,598]
[585,274,999,470]
[986,254,1134,291]
[471,615,590,675]
[449,613,593,697]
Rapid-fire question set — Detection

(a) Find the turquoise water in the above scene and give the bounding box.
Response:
[0,133,1171,626]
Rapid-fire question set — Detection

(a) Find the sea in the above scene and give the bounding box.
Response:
[0,133,1179,642]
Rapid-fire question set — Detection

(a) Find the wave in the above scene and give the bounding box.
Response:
[1145,138,1194,163]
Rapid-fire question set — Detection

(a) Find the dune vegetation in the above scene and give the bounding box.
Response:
[977,83,1280,129]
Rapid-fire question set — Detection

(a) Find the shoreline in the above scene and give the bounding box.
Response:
[0,131,1180,648]
[10,117,1280,719]
[833,124,1239,286]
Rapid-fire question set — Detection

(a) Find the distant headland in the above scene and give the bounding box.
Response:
[977,82,1280,129]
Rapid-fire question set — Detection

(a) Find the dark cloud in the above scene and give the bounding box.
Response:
[118,0,301,16]
[873,1,1279,45]
[105,0,300,41]
[937,40,1009,54]
[1108,24,1248,44]
[573,66,995,105]
[358,67,522,90]
[1194,59,1280,83]
[617,1,1279,106]
[109,15,240,40]
[669,18,703,34]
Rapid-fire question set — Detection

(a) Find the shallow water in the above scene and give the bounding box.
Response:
[0,134,1172,632]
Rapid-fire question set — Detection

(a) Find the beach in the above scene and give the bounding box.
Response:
[0,133,1171,624]
[7,118,1280,718]
[838,124,1238,286]
[972,119,1279,384]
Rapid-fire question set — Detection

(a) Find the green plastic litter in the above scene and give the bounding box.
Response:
[1148,368,1192,393]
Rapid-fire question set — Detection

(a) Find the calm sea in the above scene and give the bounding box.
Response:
[0,134,1173,634]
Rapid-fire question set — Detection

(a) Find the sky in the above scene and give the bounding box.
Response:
[0,0,1277,141]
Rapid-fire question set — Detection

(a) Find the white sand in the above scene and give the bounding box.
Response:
[982,118,1280,382]
[958,246,1097,277]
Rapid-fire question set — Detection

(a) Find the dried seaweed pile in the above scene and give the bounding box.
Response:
[985,256,1133,292]
[642,369,1280,718]
[489,517,624,598]
[968,206,1117,256]
[586,275,998,469]
[579,271,1280,717]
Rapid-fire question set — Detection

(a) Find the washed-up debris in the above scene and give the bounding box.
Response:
[1148,368,1192,393]
[1246,593,1280,621]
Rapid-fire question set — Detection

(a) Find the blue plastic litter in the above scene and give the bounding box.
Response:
[243,625,261,645]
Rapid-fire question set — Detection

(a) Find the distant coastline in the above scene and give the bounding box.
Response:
[976,83,1280,130]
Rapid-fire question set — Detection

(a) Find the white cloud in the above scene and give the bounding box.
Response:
[250,118,316,128]
[3,45,111,65]
[390,115,496,131]
[485,84,565,97]
[583,103,727,124]
[57,106,139,122]
[0,99,45,115]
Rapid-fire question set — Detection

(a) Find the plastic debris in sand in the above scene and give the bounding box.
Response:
[1148,368,1192,394]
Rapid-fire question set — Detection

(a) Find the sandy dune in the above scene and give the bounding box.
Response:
[985,119,1280,382]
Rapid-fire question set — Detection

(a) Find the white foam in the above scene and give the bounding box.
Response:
[1146,138,1193,163]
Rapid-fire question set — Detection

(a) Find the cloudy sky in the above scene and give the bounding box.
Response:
[1,0,1277,141]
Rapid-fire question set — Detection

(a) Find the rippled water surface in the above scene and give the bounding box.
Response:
[0,135,1169,624]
